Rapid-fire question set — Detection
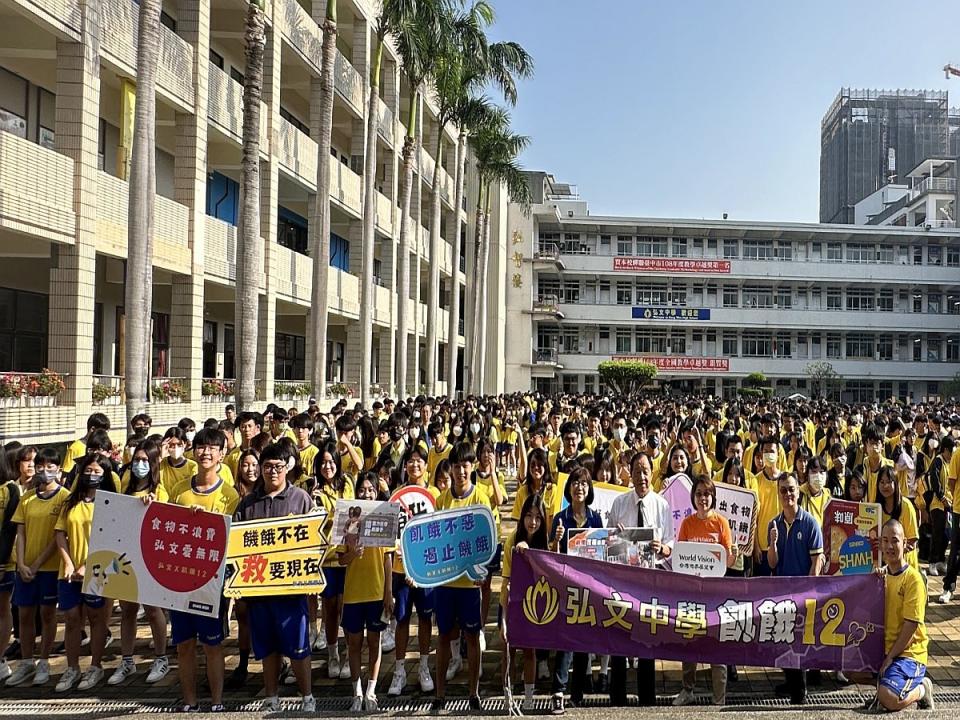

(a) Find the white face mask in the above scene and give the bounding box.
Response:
[185,431,196,443]
[171,446,185,460]
[131,461,150,479]
[613,427,627,441]
[470,423,481,435]
[452,426,463,437]
[409,427,421,440]
[763,452,778,468]
[808,472,826,493]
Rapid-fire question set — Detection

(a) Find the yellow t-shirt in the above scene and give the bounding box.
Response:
[864,457,894,504]
[427,444,452,479]
[343,545,390,605]
[436,483,498,589]
[500,534,517,607]
[223,447,243,481]
[799,485,831,528]
[511,482,558,533]
[160,458,198,496]
[316,481,356,568]
[118,470,170,502]
[340,448,365,482]
[12,485,69,572]
[883,501,920,571]
[61,438,87,474]
[755,471,780,551]
[169,476,240,516]
[55,498,95,576]
[0,481,21,571]
[884,564,928,665]
[949,449,960,495]
[297,444,319,478]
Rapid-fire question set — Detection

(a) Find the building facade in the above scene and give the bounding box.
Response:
[0,0,509,445]
[506,173,960,402]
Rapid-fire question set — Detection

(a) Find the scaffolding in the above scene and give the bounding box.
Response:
[820,88,950,224]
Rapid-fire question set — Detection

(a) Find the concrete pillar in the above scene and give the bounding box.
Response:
[48,0,101,418]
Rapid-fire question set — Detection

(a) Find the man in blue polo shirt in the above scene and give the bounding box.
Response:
[767,472,823,706]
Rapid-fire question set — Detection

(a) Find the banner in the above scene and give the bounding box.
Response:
[662,475,756,548]
[613,257,731,274]
[331,499,401,548]
[673,541,727,577]
[223,512,329,598]
[391,486,437,558]
[610,356,730,372]
[632,307,711,321]
[83,494,229,618]
[567,527,659,567]
[400,505,497,588]
[560,480,628,527]
[824,499,881,576]
[507,550,884,672]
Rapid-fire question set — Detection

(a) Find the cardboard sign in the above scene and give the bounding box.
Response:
[226,511,328,559]
[673,540,727,577]
[224,549,326,598]
[662,474,756,549]
[400,505,497,587]
[824,499,881,575]
[330,499,401,548]
[82,494,229,618]
[567,527,660,568]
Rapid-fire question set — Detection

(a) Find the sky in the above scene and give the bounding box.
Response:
[486,0,960,222]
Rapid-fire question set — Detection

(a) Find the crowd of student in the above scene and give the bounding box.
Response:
[0,392,955,713]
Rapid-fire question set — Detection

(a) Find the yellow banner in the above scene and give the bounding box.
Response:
[118,78,136,180]
[223,549,327,598]
[226,511,328,559]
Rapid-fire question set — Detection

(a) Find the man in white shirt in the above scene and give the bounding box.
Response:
[606,453,673,706]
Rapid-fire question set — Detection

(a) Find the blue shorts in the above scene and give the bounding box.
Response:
[879,657,926,700]
[247,596,310,661]
[57,580,106,612]
[341,600,386,634]
[392,574,434,622]
[321,566,345,599]
[0,570,14,593]
[434,586,482,635]
[171,605,226,647]
[486,542,503,574]
[13,571,58,607]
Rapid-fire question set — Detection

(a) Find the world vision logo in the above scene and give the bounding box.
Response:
[522,576,559,626]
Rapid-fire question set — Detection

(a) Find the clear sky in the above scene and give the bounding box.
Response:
[486,0,960,222]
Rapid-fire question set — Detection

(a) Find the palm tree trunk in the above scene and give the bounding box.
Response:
[359,37,383,406]
[424,130,443,396]
[125,0,160,426]
[476,184,492,394]
[396,90,418,400]
[445,131,466,399]
[468,181,485,394]
[236,0,266,412]
[308,0,336,400]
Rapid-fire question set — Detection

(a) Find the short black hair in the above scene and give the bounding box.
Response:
[86,412,111,433]
[193,427,225,450]
[449,442,477,465]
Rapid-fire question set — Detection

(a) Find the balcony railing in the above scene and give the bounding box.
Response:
[377,98,394,144]
[533,294,560,313]
[334,51,364,113]
[533,348,559,364]
[535,242,560,260]
[910,176,956,199]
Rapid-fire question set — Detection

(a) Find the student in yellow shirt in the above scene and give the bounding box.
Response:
[335,415,365,483]
[655,444,692,494]
[290,413,319,486]
[863,427,894,502]
[61,412,110,474]
[799,456,831,529]
[8,450,69,688]
[54,454,112,692]
[473,438,504,651]
[340,473,394,713]
[874,466,919,571]
[111,439,169,687]
[0,449,22,681]
[512,448,557,526]
[427,422,452,480]
[159,427,196,496]
[224,411,264,479]
[753,436,783,576]
[162,427,238,713]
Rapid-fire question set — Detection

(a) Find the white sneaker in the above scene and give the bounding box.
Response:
[418,661,435,693]
[673,688,696,706]
[6,660,35,687]
[445,654,462,681]
[928,564,940,577]
[301,695,316,713]
[364,693,379,712]
[313,631,327,652]
[537,659,550,680]
[349,694,363,713]
[55,666,81,693]
[328,653,341,679]
[77,665,104,691]
[33,658,50,685]
[939,590,953,604]
[381,625,396,653]
[108,658,136,685]
[0,659,11,682]
[262,695,280,712]
[479,630,487,653]
[146,656,170,683]
[388,666,406,696]
[136,605,146,620]
[103,631,114,649]
[522,695,535,711]
[339,659,351,679]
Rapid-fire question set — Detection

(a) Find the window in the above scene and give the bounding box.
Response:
[846,381,875,404]
[209,49,224,69]
[0,68,28,140]
[827,288,842,310]
[280,107,310,137]
[615,328,632,353]
[670,330,686,355]
[846,333,874,359]
[827,243,842,261]
[877,335,893,361]
[928,293,941,314]
[278,207,308,255]
[230,67,244,85]
[948,336,960,362]
[775,241,793,261]
[775,337,791,358]
[826,333,842,359]
[743,240,774,260]
[878,290,893,312]
[877,244,894,264]
[616,282,633,305]
[562,281,580,304]
[223,325,235,378]
[947,246,960,267]
[330,232,350,272]
[796,333,808,359]
[722,286,738,308]
[775,287,792,309]
[913,246,923,265]
[845,243,875,263]
[669,285,687,306]
[846,289,875,311]
[275,333,306,380]
[374,259,384,288]
[616,236,633,256]
[637,283,668,305]
[151,312,170,377]
[927,337,942,362]
[562,375,579,393]
[0,287,48,372]
[326,340,344,382]
[637,236,668,257]
[948,293,960,315]
[928,246,942,266]
[160,10,176,30]
[742,286,773,308]
[202,321,217,378]
[742,332,772,357]
[722,239,739,259]
[722,332,738,356]
[672,238,688,257]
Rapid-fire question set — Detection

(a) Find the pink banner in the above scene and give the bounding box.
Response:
[611,356,730,372]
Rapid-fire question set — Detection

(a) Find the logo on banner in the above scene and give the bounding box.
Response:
[523,576,560,626]
[674,541,727,577]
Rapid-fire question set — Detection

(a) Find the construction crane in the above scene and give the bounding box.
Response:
[945,64,960,79]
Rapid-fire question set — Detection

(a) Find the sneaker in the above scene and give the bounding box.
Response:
[103,631,114,649]
[927,564,940,577]
[835,670,849,685]
[210,704,225,712]
[920,677,935,710]
[5,660,35,687]
[4,640,20,660]
[469,696,481,711]
[137,605,146,620]
[479,630,487,653]
[431,697,446,711]
[522,695,535,711]
[349,695,363,713]
[312,632,327,652]
[301,695,316,713]
[445,654,462,681]
[0,659,11,682]
[673,688,696,706]
[418,662,434,693]
[551,693,565,715]
[33,658,50,685]
[55,666,81,693]
[381,625,396,653]
[77,665,104,691]
[179,704,200,713]
[108,658,136,685]
[281,659,297,686]
[146,656,170,684]
[339,659,351,679]
[79,631,90,648]
[262,696,280,712]
[327,653,341,679]
[537,659,550,680]
[388,666,406,696]
[595,672,608,693]
[364,693,379,712]
[939,590,953,604]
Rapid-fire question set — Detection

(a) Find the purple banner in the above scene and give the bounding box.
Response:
[506,550,884,672]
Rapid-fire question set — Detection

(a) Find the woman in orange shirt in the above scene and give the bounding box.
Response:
[674,476,738,707]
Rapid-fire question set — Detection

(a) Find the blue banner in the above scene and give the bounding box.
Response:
[632,307,710,320]
[400,506,497,588]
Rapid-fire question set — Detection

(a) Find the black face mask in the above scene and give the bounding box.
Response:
[83,473,104,488]
[390,428,403,441]
[648,435,661,450]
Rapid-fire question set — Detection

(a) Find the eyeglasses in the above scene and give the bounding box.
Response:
[194,445,220,455]
[262,463,286,474]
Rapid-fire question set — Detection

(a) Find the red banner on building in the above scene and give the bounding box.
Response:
[611,356,730,372]
[613,257,731,273]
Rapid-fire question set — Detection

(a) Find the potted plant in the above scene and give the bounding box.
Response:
[202,379,235,402]
[0,374,23,408]
[153,380,186,403]
[329,382,350,399]
[91,381,120,406]
[25,368,66,407]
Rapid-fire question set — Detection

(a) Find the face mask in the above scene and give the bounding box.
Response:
[452,426,463,437]
[84,473,103,488]
[171,446,185,460]
[808,472,826,492]
[613,427,626,441]
[185,431,196,443]
[763,452,778,468]
[930,440,940,450]
[41,469,59,484]
[131,461,150,479]
[852,415,861,425]
[390,428,403,441]
[647,435,660,450]
[470,423,481,435]
[409,427,421,440]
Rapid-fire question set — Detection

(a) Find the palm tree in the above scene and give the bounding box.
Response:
[308,0,337,402]
[235,0,267,411]
[468,113,531,394]
[124,0,161,426]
